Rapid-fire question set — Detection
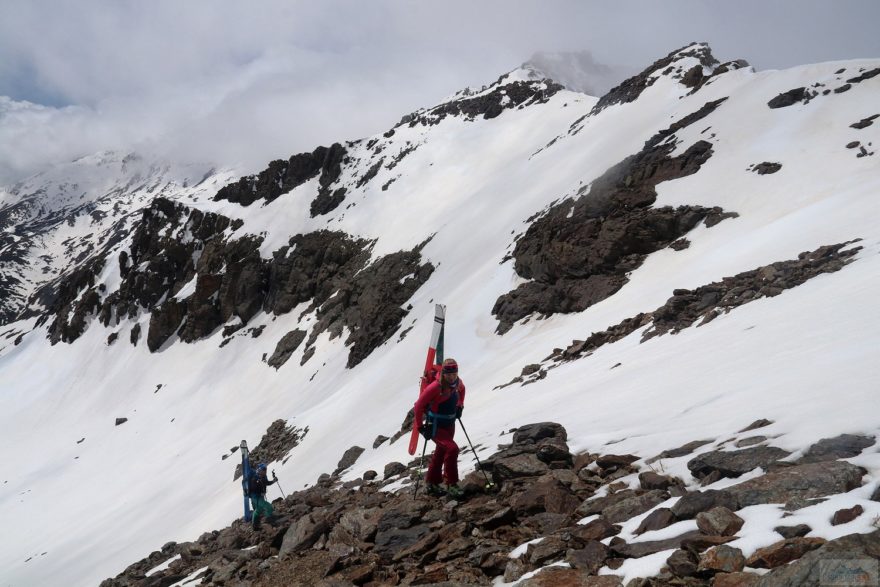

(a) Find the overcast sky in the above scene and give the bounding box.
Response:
[1,0,879,185]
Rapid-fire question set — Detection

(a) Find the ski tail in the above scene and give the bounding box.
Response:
[240,440,252,521]
[409,304,446,455]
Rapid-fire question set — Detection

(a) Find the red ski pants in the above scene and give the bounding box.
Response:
[426,426,459,485]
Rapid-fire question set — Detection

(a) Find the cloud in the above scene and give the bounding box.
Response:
[1,0,878,184]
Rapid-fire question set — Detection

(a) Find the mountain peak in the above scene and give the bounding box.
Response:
[591,42,750,114]
[522,50,634,97]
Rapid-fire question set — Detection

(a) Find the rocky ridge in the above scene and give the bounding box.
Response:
[101,421,879,587]
[499,240,862,388]
[492,93,737,334]
[40,196,434,368]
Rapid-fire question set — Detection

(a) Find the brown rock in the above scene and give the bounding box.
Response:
[696,507,745,536]
[527,536,569,566]
[713,572,760,587]
[831,504,865,525]
[728,461,865,508]
[513,476,581,515]
[602,490,670,524]
[571,518,621,543]
[680,534,736,553]
[566,541,610,574]
[746,537,826,568]
[519,568,622,586]
[635,508,677,535]
[699,544,746,573]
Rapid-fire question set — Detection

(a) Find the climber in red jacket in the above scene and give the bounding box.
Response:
[414,358,466,498]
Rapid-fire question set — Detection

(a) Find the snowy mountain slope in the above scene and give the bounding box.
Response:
[0,43,879,586]
[0,153,237,325]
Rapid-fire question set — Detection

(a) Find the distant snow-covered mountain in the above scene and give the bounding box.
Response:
[1,43,879,586]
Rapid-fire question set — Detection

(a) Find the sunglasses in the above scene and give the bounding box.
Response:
[442,367,458,374]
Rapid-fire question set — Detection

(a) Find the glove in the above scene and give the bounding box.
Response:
[272,471,278,480]
[419,425,433,440]
[456,406,463,419]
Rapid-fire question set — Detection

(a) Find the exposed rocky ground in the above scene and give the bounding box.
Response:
[492,94,739,334]
[101,421,879,587]
[499,240,861,388]
[40,196,434,368]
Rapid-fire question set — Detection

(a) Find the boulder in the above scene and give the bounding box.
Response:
[601,490,670,524]
[774,524,811,539]
[513,477,581,515]
[527,536,569,566]
[831,504,865,526]
[383,462,406,479]
[696,507,745,536]
[698,544,745,573]
[596,454,639,469]
[666,548,699,577]
[266,329,307,369]
[519,568,622,586]
[513,422,568,444]
[571,517,621,543]
[727,461,865,507]
[334,446,364,474]
[714,572,761,587]
[746,537,826,569]
[493,453,551,479]
[799,434,876,463]
[635,508,677,535]
[671,489,738,520]
[610,530,705,558]
[638,471,679,491]
[648,439,713,462]
[279,511,330,555]
[566,541,610,574]
[687,446,791,479]
[753,531,879,586]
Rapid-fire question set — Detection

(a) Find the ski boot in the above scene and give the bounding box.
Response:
[445,484,464,500]
[425,484,446,497]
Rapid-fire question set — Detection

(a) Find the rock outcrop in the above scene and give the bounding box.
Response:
[103,422,876,587]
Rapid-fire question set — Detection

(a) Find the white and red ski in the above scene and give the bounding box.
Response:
[408,303,446,455]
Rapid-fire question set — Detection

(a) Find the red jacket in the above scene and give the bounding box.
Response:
[414,376,466,429]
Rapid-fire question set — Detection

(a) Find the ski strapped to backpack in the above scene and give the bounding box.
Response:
[409,304,446,455]
[240,440,253,522]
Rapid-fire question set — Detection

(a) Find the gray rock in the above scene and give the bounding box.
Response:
[666,548,699,577]
[671,489,738,520]
[334,445,364,474]
[266,329,307,369]
[687,446,791,479]
[635,508,677,535]
[727,460,866,508]
[799,434,876,463]
[383,461,406,479]
[512,422,568,445]
[493,453,550,479]
[610,530,704,558]
[566,541,609,574]
[739,419,773,432]
[279,511,330,555]
[648,439,713,462]
[754,530,880,586]
[601,489,669,524]
[774,524,811,539]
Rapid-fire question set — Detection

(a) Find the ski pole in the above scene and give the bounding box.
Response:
[458,419,495,490]
[272,471,286,499]
[412,437,429,497]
